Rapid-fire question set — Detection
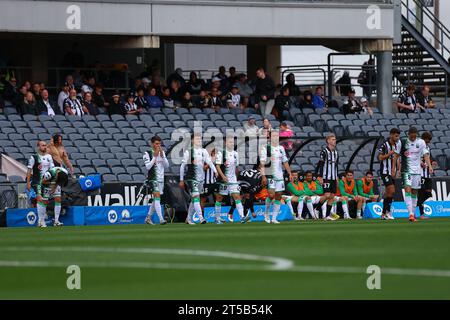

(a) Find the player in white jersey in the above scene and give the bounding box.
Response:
[143,135,169,225]
[215,136,246,224]
[260,130,294,224]
[179,133,218,224]
[26,140,55,207]
[400,127,433,222]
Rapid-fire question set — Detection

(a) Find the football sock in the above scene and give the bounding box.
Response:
[154,198,164,222]
[54,201,61,222]
[272,200,281,221]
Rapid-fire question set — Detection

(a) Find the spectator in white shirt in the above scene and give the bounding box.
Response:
[37,89,59,117]
[57,82,70,114]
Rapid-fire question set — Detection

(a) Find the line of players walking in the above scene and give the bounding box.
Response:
[143,126,434,225]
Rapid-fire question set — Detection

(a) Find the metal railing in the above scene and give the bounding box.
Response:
[402,0,450,60]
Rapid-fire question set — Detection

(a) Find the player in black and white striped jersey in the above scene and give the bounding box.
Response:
[417,132,434,220]
[201,148,219,212]
[316,133,339,220]
[377,128,401,220]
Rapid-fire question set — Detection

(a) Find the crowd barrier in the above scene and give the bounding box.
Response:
[5,201,450,227]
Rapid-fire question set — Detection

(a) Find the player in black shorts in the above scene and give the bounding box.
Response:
[417,132,434,219]
[377,128,401,220]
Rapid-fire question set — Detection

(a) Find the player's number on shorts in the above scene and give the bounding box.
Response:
[323,183,330,189]
[421,178,425,185]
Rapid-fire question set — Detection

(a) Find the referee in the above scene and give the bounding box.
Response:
[417,132,433,220]
[316,133,339,220]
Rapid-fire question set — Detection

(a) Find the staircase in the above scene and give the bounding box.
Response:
[393,0,450,98]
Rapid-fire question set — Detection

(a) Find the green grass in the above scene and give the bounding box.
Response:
[1,219,450,299]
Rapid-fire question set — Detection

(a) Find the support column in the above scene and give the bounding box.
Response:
[376,50,393,114]
[163,42,175,79]
[246,45,266,80]
[266,45,281,85]
[31,39,48,83]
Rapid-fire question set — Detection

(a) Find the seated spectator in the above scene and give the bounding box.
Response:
[228,66,238,87]
[207,87,224,110]
[19,91,38,115]
[243,116,259,136]
[170,79,183,105]
[235,73,254,99]
[274,86,291,120]
[166,68,185,88]
[92,84,109,111]
[181,91,195,109]
[285,73,301,97]
[146,87,163,108]
[81,76,95,95]
[312,86,326,110]
[214,66,229,93]
[2,77,18,106]
[397,84,417,113]
[83,92,100,116]
[162,86,175,109]
[300,90,315,108]
[58,82,70,114]
[279,121,294,150]
[254,67,276,116]
[360,97,373,116]
[258,118,272,136]
[198,90,210,109]
[185,71,206,95]
[37,89,60,116]
[124,94,141,115]
[108,92,126,115]
[150,74,163,98]
[135,87,150,110]
[210,77,223,96]
[64,89,88,116]
[342,88,363,114]
[225,85,241,109]
[416,85,435,111]
[31,83,42,102]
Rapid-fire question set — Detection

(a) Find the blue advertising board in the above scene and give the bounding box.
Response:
[202,204,293,224]
[84,205,162,225]
[6,207,84,227]
[363,201,450,219]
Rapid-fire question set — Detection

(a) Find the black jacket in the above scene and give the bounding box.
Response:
[37,99,61,115]
[254,75,276,103]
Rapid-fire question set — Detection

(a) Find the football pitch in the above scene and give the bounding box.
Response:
[1,219,450,300]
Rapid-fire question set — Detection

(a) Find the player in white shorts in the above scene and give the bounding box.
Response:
[260,130,294,224]
[215,136,246,224]
[400,127,433,222]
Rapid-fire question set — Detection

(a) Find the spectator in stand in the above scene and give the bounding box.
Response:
[23,80,31,92]
[235,73,254,99]
[58,82,70,114]
[254,67,276,116]
[151,74,163,98]
[335,71,352,97]
[300,90,315,109]
[243,116,259,136]
[342,88,363,115]
[258,118,273,136]
[207,87,224,110]
[211,77,223,96]
[31,83,42,102]
[397,84,418,113]
[135,87,150,110]
[162,86,175,109]
[109,92,126,115]
[285,73,301,97]
[312,86,327,110]
[146,86,163,108]
[214,66,229,93]
[64,89,88,116]
[19,91,38,115]
[274,86,291,120]
[83,92,100,116]
[2,77,18,106]
[181,91,195,109]
[170,79,183,105]
[417,85,435,111]
[279,121,294,151]
[359,58,376,98]
[92,84,109,112]
[166,68,185,88]
[225,84,241,109]
[81,76,95,95]
[124,94,141,115]
[39,82,46,92]
[198,90,210,109]
[47,133,74,175]
[130,77,143,97]
[228,66,238,87]
[185,71,206,95]
[360,97,373,116]
[37,89,60,116]
[65,74,75,91]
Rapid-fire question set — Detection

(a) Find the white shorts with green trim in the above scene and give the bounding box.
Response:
[218,182,241,196]
[268,178,285,193]
[41,185,61,201]
[402,173,421,189]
